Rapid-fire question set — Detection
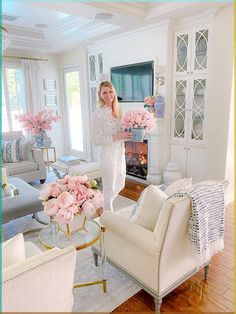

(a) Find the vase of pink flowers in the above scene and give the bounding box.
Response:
[16,110,61,147]
[39,175,104,240]
[144,96,156,114]
[123,109,157,142]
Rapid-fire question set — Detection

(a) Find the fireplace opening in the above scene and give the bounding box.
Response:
[125,139,148,180]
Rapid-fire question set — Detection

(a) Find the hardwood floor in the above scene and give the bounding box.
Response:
[114,179,234,313]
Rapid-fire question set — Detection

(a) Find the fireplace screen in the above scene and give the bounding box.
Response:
[125,140,148,180]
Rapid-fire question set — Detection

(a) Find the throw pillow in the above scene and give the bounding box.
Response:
[164,177,192,197]
[2,233,26,269]
[2,138,21,163]
[19,138,35,161]
[130,185,167,231]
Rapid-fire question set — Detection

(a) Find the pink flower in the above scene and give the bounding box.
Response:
[15,110,62,135]
[123,109,156,132]
[39,186,52,200]
[92,191,104,208]
[56,208,74,224]
[82,200,96,217]
[43,199,59,216]
[57,191,74,209]
[144,96,156,106]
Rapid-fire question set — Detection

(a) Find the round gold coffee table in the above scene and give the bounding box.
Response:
[39,217,107,292]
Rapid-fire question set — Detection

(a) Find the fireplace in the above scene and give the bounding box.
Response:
[125,140,148,180]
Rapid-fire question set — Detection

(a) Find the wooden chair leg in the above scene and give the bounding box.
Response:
[204,264,210,280]
[154,297,162,313]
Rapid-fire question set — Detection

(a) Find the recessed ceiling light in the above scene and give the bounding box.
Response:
[94,13,113,20]
[35,23,48,28]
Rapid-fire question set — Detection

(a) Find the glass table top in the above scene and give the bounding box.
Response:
[39,217,101,250]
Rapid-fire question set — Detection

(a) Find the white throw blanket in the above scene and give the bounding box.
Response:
[171,181,225,267]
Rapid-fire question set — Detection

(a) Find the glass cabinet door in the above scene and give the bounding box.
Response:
[174,32,190,75]
[172,79,189,142]
[88,55,96,82]
[192,29,209,72]
[189,77,206,143]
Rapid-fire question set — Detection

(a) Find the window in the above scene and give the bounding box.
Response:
[62,67,85,158]
[2,64,26,132]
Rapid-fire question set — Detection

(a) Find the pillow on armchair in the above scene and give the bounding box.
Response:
[130,185,167,231]
[2,138,21,163]
[19,138,35,161]
[2,233,25,269]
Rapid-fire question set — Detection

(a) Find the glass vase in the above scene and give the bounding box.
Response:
[131,127,145,142]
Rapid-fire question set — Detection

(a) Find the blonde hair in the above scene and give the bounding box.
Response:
[98,81,121,119]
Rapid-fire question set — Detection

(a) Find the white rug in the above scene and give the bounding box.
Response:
[3,195,140,312]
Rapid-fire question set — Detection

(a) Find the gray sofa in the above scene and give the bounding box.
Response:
[2,131,46,183]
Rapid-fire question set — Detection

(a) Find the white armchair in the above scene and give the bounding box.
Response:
[92,196,210,312]
[2,131,46,183]
[2,234,76,312]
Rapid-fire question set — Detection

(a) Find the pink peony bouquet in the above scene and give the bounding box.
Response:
[39,175,104,224]
[123,109,157,132]
[16,110,61,135]
[144,96,156,113]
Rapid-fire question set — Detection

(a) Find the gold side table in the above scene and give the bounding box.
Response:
[39,217,107,292]
[36,146,56,170]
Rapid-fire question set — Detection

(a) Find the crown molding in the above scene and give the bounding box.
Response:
[88,20,173,50]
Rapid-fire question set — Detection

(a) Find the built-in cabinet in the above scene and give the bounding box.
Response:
[88,52,103,113]
[170,26,210,182]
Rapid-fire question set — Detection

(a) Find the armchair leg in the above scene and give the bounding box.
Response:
[93,252,98,267]
[154,297,162,313]
[40,179,46,184]
[204,264,210,280]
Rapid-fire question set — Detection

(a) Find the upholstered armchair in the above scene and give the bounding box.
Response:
[2,131,46,183]
[2,233,76,312]
[92,190,211,312]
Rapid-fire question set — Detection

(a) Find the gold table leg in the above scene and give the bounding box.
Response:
[73,279,107,292]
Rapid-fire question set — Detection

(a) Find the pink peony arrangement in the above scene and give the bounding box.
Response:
[144,96,156,107]
[16,110,61,135]
[123,109,157,132]
[144,96,156,114]
[39,175,104,224]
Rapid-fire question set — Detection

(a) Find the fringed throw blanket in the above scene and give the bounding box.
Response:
[170,181,225,267]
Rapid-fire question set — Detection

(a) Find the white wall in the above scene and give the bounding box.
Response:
[205,4,234,186]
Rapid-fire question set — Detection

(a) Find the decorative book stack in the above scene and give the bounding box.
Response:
[57,155,80,166]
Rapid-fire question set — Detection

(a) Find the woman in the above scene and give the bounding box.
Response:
[91,81,133,211]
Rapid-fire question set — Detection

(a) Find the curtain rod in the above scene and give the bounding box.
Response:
[2,55,48,61]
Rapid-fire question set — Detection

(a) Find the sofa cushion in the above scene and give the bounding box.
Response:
[2,138,21,163]
[2,233,25,269]
[130,185,167,231]
[6,161,38,176]
[164,178,192,197]
[19,138,35,161]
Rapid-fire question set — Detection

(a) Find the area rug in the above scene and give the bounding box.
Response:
[3,195,140,312]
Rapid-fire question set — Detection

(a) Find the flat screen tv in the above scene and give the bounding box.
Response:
[111,61,154,102]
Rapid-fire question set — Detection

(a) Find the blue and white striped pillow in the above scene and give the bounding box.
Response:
[2,138,21,163]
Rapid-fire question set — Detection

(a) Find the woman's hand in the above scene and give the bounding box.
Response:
[113,131,133,142]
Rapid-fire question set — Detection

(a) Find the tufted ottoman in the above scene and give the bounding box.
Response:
[2,177,43,224]
[68,162,101,181]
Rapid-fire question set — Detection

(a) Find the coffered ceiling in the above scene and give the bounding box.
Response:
[2,1,231,54]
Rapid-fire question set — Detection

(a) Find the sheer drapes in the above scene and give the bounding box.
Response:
[21,59,43,113]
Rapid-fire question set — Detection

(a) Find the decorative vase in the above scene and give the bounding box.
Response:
[34,130,46,147]
[131,127,145,142]
[155,95,165,118]
[163,161,183,185]
[34,131,52,147]
[58,214,87,240]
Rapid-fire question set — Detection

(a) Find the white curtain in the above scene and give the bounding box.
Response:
[21,59,43,114]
